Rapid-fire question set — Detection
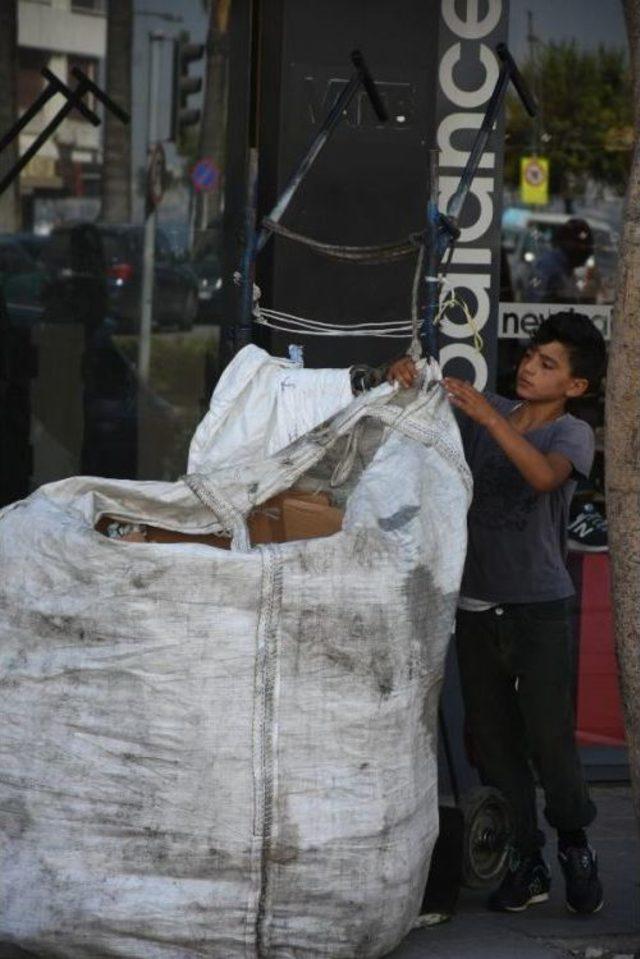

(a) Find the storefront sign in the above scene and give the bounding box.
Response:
[498,302,612,341]
[520,155,549,205]
[435,0,508,389]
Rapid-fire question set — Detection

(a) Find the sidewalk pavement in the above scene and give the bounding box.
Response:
[1,785,638,959]
[390,784,640,959]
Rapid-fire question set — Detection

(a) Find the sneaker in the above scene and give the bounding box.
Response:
[412,911,452,928]
[558,845,604,914]
[487,849,551,912]
[567,504,608,552]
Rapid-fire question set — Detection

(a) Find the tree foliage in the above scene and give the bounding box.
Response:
[504,41,633,199]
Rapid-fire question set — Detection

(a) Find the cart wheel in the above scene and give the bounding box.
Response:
[460,786,513,889]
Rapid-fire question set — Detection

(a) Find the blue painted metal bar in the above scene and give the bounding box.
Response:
[419,44,537,359]
[237,50,388,349]
[237,147,259,350]
[254,50,388,255]
[0,67,128,199]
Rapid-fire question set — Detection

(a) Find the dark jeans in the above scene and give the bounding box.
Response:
[456,600,597,856]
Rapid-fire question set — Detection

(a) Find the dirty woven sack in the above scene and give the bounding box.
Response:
[0,347,471,958]
[187,343,354,472]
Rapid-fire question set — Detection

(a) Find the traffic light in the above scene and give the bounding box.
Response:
[171,32,204,149]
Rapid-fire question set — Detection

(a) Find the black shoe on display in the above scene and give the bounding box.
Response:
[567,503,608,553]
[558,844,604,915]
[487,848,551,912]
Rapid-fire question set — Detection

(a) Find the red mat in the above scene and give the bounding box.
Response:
[575,553,626,747]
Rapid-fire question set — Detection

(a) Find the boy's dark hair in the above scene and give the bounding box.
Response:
[530,311,606,393]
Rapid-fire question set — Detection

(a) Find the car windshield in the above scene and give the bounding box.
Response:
[100,230,136,264]
[18,236,48,265]
[193,252,220,277]
[99,228,172,263]
[42,232,71,270]
[521,223,555,258]
[0,241,38,274]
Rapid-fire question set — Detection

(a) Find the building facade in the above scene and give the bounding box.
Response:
[17,0,106,227]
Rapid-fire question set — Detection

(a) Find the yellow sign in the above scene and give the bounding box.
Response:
[520,156,549,205]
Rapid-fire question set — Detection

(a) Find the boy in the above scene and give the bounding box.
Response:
[389,312,606,915]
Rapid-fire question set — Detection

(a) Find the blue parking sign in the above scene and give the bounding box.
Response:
[191,158,219,193]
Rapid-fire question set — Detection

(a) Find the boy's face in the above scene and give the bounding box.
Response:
[515,341,589,403]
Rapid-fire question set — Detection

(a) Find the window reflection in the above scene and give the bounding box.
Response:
[0,0,222,506]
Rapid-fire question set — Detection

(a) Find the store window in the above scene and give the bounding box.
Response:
[71,0,106,13]
[67,55,98,116]
[17,48,49,112]
[0,0,225,507]
[500,0,630,769]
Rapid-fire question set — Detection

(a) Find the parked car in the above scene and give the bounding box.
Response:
[502,208,619,304]
[43,223,199,331]
[12,231,50,268]
[0,235,46,325]
[190,250,223,322]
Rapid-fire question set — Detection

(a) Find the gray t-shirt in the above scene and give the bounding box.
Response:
[459,393,595,604]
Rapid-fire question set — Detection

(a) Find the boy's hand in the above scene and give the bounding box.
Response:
[442,377,499,428]
[388,356,417,389]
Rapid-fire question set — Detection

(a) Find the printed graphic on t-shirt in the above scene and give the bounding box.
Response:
[469,450,538,531]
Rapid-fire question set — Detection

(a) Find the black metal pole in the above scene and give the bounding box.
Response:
[0,88,57,156]
[254,71,363,254]
[0,87,93,197]
[445,64,511,224]
[71,66,131,124]
[42,67,102,124]
[237,148,259,349]
[439,705,461,807]
[255,50,387,254]
[421,151,443,359]
[446,44,537,227]
[0,67,129,199]
[0,74,104,197]
[418,43,537,357]
[0,68,100,159]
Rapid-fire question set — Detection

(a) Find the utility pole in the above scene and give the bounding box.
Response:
[137,30,163,385]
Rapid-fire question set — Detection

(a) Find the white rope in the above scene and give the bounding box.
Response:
[258,307,411,332]
[255,305,413,339]
[434,280,485,353]
[251,277,483,351]
[408,243,425,360]
[256,317,413,339]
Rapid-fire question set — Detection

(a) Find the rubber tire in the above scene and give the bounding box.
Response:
[460,786,513,889]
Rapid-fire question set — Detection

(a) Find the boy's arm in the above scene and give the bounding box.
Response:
[387,355,417,388]
[443,377,572,493]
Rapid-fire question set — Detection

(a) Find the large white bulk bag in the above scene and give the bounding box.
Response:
[0,352,471,959]
[187,344,354,473]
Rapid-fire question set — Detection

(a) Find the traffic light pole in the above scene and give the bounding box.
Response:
[138,30,163,386]
[171,32,204,150]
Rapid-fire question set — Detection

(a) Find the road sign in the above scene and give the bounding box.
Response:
[520,155,549,205]
[147,143,166,208]
[191,157,219,193]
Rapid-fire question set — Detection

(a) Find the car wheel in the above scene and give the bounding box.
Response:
[460,786,513,889]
